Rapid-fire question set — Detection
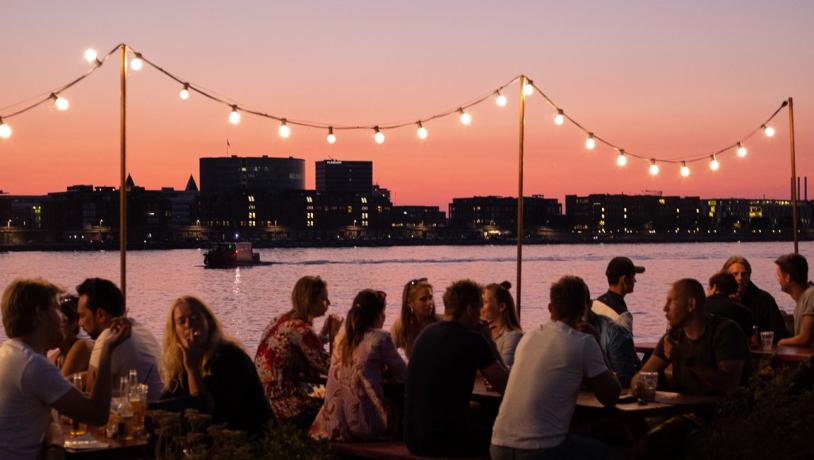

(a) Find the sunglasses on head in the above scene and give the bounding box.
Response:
[408,277,428,286]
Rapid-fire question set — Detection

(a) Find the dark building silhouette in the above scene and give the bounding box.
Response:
[391,206,446,228]
[448,195,562,237]
[315,160,373,192]
[199,155,304,194]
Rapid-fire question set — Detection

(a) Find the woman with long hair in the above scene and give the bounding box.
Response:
[161,296,271,432]
[481,281,523,367]
[48,295,94,376]
[390,278,438,358]
[311,289,407,441]
[255,275,343,426]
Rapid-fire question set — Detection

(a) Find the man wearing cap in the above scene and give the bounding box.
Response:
[592,257,645,331]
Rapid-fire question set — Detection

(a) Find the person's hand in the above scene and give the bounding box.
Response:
[104,318,132,350]
[320,314,344,339]
[629,373,643,398]
[178,328,206,373]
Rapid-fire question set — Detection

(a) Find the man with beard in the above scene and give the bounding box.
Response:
[723,256,788,342]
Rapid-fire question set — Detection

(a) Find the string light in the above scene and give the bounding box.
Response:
[680,161,690,177]
[374,126,385,144]
[51,93,69,111]
[617,151,627,167]
[84,49,98,63]
[327,127,336,144]
[459,108,472,125]
[278,119,290,138]
[179,83,190,100]
[585,133,596,150]
[0,118,11,139]
[709,155,720,171]
[649,159,659,176]
[229,105,241,125]
[763,124,775,137]
[130,53,143,71]
[417,121,428,140]
[554,109,565,126]
[495,91,507,107]
[737,142,747,158]
[523,80,534,96]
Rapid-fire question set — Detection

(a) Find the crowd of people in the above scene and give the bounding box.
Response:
[0,251,812,459]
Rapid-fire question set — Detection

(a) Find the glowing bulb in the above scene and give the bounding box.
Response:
[523,82,534,96]
[585,133,596,150]
[417,122,428,140]
[496,93,507,107]
[229,106,240,125]
[130,57,143,71]
[278,120,290,138]
[709,155,720,171]
[763,125,775,137]
[616,151,627,167]
[459,109,472,125]
[649,160,659,176]
[179,84,190,100]
[737,142,747,158]
[374,127,385,144]
[53,95,69,111]
[0,120,11,139]
[554,109,565,126]
[84,48,98,63]
[327,127,336,144]
[680,161,690,177]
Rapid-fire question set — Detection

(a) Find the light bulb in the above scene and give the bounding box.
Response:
[737,142,747,158]
[327,127,336,144]
[709,155,720,171]
[130,57,143,71]
[459,109,472,125]
[278,120,290,138]
[585,134,596,150]
[649,160,659,176]
[680,162,690,177]
[523,83,534,96]
[84,48,98,63]
[229,106,240,125]
[0,120,11,139]
[53,95,69,111]
[417,122,428,140]
[179,84,190,100]
[374,127,385,144]
[496,93,507,107]
[554,109,565,126]
[616,151,627,167]
[764,125,775,137]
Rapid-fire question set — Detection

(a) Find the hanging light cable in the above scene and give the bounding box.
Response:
[523,79,534,96]
[585,133,596,150]
[458,108,472,125]
[374,126,385,144]
[229,105,241,125]
[51,93,69,111]
[554,109,565,126]
[649,159,659,176]
[179,83,190,100]
[763,124,775,137]
[130,53,143,71]
[709,154,720,171]
[737,142,747,158]
[616,150,627,167]
[495,90,507,107]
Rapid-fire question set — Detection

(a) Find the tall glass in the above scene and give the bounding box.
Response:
[129,383,148,435]
[68,373,87,436]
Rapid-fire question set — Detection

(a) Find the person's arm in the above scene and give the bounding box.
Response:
[630,350,670,397]
[480,361,509,394]
[60,340,92,377]
[299,327,331,374]
[379,333,408,382]
[52,318,131,426]
[777,315,814,346]
[586,371,621,407]
[500,331,523,368]
[684,359,744,395]
[178,329,215,413]
[605,326,639,388]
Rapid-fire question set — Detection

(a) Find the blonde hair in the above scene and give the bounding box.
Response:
[289,276,327,322]
[161,296,239,392]
[397,279,438,354]
[2,278,61,338]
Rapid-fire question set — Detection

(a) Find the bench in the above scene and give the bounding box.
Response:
[331,441,489,460]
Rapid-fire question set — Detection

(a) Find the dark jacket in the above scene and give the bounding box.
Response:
[705,294,754,338]
[740,282,789,341]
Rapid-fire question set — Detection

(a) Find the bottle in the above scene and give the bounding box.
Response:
[751,326,760,349]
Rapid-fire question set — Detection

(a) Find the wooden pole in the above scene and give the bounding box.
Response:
[788,97,798,254]
[119,45,128,306]
[516,76,527,319]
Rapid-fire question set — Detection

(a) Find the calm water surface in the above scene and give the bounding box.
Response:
[0,242,809,350]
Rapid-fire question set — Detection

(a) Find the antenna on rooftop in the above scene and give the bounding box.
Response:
[642,190,663,196]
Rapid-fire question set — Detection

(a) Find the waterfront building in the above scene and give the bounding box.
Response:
[199,155,304,194]
[315,160,373,192]
[448,195,562,238]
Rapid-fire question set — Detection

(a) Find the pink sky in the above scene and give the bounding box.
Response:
[1,1,812,209]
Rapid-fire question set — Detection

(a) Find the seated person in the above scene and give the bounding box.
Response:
[255,276,342,427]
[48,294,94,376]
[391,278,439,358]
[311,289,407,441]
[405,279,508,457]
[160,296,272,432]
[480,281,523,368]
[775,253,814,347]
[593,256,645,332]
[78,278,164,402]
[723,255,788,342]
[0,278,130,460]
[706,272,754,338]
[491,276,621,460]
[582,283,639,388]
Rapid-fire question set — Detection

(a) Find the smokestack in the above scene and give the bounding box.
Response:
[798,176,801,202]
[806,176,808,201]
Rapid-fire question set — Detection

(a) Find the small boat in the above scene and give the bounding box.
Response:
[203,242,263,268]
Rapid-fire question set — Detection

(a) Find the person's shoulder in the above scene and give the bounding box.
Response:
[710,315,746,338]
[801,284,814,301]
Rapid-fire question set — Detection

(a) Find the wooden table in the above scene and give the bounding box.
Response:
[636,341,814,363]
[63,425,148,460]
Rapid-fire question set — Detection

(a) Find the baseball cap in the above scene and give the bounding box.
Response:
[606,256,645,279]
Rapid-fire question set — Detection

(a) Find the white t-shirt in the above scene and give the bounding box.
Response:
[89,318,163,402]
[0,339,73,460]
[491,321,608,450]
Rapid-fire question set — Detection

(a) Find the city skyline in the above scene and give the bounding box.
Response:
[1,1,812,209]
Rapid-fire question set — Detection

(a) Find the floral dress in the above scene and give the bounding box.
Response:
[254,312,330,423]
[310,329,407,441]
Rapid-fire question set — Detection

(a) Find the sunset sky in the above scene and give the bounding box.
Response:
[1,1,812,209]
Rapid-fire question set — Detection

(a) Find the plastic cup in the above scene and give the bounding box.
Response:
[760,331,774,351]
[639,371,658,402]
